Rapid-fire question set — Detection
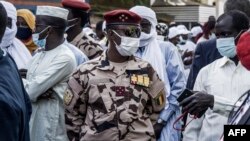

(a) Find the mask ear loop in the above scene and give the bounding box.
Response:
[112,30,121,38]
[35,26,50,38]
[235,29,247,43]
[66,18,78,28]
[173,110,198,131]
[110,30,121,47]
[41,26,51,40]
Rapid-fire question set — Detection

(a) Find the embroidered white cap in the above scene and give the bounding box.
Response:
[36,6,69,20]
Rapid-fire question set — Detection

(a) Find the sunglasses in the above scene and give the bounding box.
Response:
[115,27,141,38]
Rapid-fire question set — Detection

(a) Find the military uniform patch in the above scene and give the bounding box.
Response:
[116,86,125,96]
[155,91,165,106]
[64,90,73,105]
[130,74,150,87]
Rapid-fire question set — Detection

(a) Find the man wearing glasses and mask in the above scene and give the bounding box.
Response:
[21,6,76,141]
[64,9,166,141]
[181,10,250,141]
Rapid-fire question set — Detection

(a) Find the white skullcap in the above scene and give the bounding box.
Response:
[0,1,17,20]
[177,25,191,35]
[130,6,157,27]
[168,26,180,39]
[191,26,203,37]
[36,6,69,20]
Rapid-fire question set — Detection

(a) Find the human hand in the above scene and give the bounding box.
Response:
[179,91,214,118]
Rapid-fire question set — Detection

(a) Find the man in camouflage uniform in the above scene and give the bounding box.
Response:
[62,0,103,60]
[64,9,166,141]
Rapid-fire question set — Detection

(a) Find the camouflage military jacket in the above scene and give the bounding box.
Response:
[64,51,166,141]
[70,31,103,60]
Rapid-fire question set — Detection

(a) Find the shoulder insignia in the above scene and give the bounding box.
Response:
[154,91,165,106]
[115,86,125,96]
[64,89,73,106]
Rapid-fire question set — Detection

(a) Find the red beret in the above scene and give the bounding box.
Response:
[237,31,250,70]
[104,9,141,25]
[62,0,90,11]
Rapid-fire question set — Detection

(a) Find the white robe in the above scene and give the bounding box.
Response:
[23,43,76,141]
[2,38,32,69]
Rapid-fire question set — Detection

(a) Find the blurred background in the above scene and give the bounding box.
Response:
[5,0,225,29]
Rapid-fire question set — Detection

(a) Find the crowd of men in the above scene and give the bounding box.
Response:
[1,0,250,141]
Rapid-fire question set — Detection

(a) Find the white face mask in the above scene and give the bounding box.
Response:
[0,17,17,48]
[112,30,140,56]
[140,32,152,41]
[139,31,153,47]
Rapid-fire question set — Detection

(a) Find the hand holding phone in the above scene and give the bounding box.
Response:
[179,91,214,118]
[177,89,194,103]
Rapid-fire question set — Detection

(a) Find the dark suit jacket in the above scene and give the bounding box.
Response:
[0,50,32,141]
[186,39,222,89]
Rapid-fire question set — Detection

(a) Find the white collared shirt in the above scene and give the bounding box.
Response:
[183,57,250,141]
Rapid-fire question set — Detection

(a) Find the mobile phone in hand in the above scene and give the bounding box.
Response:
[177,89,194,102]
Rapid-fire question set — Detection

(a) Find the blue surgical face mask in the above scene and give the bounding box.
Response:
[32,27,49,48]
[216,37,236,58]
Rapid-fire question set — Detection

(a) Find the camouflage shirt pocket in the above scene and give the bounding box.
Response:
[89,82,115,117]
[125,87,149,117]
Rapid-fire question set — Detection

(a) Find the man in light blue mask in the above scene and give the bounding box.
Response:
[32,26,50,49]
[216,14,248,60]
[186,0,250,91]
[21,6,77,141]
[181,10,250,141]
